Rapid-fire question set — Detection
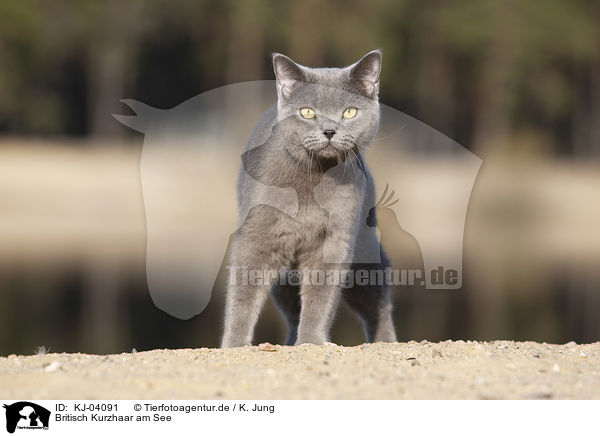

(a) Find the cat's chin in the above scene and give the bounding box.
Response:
[308,147,339,163]
[298,143,357,165]
[314,146,338,159]
[320,144,355,160]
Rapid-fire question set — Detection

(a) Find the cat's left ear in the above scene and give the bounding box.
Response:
[273,53,306,99]
[348,49,382,99]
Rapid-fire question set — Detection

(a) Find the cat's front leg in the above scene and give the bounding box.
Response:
[222,234,289,348]
[295,277,343,345]
[295,231,355,345]
[295,181,364,345]
[222,278,272,348]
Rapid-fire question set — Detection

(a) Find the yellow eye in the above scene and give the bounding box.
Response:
[343,107,358,119]
[300,108,316,119]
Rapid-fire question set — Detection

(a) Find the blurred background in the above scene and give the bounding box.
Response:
[0,0,599,355]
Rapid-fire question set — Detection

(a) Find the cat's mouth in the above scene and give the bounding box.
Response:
[329,142,355,152]
[300,136,359,164]
[305,142,356,163]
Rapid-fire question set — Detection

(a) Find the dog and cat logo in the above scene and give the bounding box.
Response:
[3,402,50,433]
[113,81,482,321]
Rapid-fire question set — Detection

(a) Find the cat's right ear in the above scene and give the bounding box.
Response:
[348,49,382,99]
[272,53,306,99]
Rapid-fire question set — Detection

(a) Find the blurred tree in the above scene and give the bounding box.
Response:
[226,0,266,83]
[0,0,598,155]
[84,1,146,137]
[288,0,327,66]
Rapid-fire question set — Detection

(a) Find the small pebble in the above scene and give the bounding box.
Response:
[258,342,277,352]
[44,361,61,373]
[407,357,421,367]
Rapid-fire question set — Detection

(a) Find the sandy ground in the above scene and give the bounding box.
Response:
[1,341,599,400]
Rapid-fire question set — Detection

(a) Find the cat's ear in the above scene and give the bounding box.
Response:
[272,53,306,99]
[348,49,382,98]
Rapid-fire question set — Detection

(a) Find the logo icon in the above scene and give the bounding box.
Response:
[3,402,50,434]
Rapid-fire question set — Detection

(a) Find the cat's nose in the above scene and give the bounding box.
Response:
[323,129,336,140]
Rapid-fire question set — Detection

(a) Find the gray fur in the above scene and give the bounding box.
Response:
[221,50,396,347]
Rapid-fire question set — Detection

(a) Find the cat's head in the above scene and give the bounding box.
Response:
[272,50,382,163]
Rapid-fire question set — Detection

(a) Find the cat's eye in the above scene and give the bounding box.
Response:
[300,108,316,119]
[343,107,358,119]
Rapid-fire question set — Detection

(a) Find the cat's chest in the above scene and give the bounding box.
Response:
[295,202,328,227]
[292,185,360,235]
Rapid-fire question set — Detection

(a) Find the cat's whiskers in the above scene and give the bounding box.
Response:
[346,149,359,180]
[340,151,349,182]
[315,150,325,174]
[308,150,314,184]
[287,133,308,185]
[350,148,364,177]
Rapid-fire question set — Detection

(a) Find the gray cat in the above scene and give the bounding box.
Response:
[221,50,396,347]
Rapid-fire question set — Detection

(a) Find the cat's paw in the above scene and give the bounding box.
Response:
[221,338,252,348]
